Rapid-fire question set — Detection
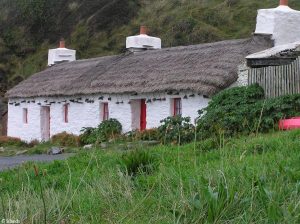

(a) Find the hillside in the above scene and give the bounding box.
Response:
[1,130,300,223]
[1,0,300,94]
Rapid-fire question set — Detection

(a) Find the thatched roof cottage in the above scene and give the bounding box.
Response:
[6,0,299,142]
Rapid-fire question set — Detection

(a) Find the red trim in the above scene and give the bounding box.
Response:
[102,103,109,121]
[140,99,147,131]
[64,104,69,123]
[173,98,182,116]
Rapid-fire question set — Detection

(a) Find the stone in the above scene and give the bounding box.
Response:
[100,142,108,149]
[0,147,5,153]
[83,144,93,149]
[48,147,63,155]
[15,150,28,155]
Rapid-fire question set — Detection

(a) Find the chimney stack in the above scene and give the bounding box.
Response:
[126,26,161,52]
[59,38,65,48]
[140,26,147,35]
[280,0,288,6]
[48,38,76,66]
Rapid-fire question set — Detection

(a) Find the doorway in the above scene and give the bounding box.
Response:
[40,106,50,141]
[140,99,147,131]
[131,99,147,131]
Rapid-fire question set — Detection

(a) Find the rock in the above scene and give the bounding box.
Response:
[48,147,63,155]
[0,147,5,153]
[15,150,28,155]
[100,142,108,149]
[83,144,93,149]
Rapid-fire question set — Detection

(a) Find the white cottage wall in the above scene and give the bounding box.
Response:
[7,93,209,142]
[8,103,42,142]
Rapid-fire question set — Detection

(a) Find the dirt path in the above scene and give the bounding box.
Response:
[0,154,74,171]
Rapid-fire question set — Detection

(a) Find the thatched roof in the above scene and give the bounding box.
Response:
[7,35,272,98]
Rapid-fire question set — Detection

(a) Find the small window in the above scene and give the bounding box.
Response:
[23,108,28,124]
[101,103,109,121]
[63,104,69,123]
[173,98,182,116]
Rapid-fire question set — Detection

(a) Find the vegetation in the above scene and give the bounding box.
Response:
[1,0,300,95]
[51,132,81,147]
[197,84,300,138]
[158,116,195,144]
[80,118,122,145]
[1,130,300,223]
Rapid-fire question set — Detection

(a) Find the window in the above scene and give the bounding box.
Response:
[23,108,28,124]
[63,104,69,123]
[173,98,182,116]
[101,103,109,121]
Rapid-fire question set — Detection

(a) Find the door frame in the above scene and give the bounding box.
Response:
[40,106,50,141]
[140,99,147,131]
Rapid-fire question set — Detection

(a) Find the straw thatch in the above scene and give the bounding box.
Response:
[6,35,272,98]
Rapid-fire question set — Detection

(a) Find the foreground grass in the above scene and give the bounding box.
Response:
[1,130,300,223]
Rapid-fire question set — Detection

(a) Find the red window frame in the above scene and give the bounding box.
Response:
[173,98,182,116]
[102,103,109,121]
[23,108,28,124]
[63,104,69,123]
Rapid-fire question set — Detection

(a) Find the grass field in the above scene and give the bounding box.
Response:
[1,130,300,223]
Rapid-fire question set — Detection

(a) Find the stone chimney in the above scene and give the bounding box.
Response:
[255,0,300,46]
[48,38,76,66]
[126,26,161,52]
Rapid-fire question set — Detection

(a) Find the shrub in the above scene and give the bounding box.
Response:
[158,116,195,145]
[197,84,300,138]
[80,119,122,144]
[124,129,160,142]
[120,150,157,176]
[51,132,81,147]
[0,136,27,147]
[196,138,219,152]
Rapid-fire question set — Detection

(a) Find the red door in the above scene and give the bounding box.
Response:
[140,99,147,131]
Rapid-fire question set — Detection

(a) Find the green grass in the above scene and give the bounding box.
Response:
[1,130,300,223]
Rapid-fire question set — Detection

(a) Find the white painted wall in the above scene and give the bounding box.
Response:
[7,93,209,142]
[255,6,300,46]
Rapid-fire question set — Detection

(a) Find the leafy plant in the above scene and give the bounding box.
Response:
[80,118,122,144]
[120,149,157,176]
[124,128,160,142]
[51,132,81,147]
[197,84,300,138]
[0,136,27,147]
[158,116,195,145]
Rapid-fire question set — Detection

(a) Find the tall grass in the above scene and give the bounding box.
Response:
[1,130,300,223]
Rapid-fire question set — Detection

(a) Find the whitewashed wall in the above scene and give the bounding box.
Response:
[255,6,300,46]
[7,92,209,142]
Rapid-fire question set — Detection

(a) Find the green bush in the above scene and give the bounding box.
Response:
[80,119,122,144]
[120,149,157,176]
[124,128,160,142]
[196,138,219,152]
[197,84,300,138]
[158,116,195,145]
[51,132,81,147]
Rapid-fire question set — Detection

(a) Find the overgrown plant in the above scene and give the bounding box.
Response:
[80,119,122,144]
[197,84,300,138]
[0,178,7,224]
[51,132,81,147]
[120,149,157,176]
[33,165,47,224]
[158,116,195,144]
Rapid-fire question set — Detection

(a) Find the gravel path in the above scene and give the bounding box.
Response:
[0,154,75,171]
